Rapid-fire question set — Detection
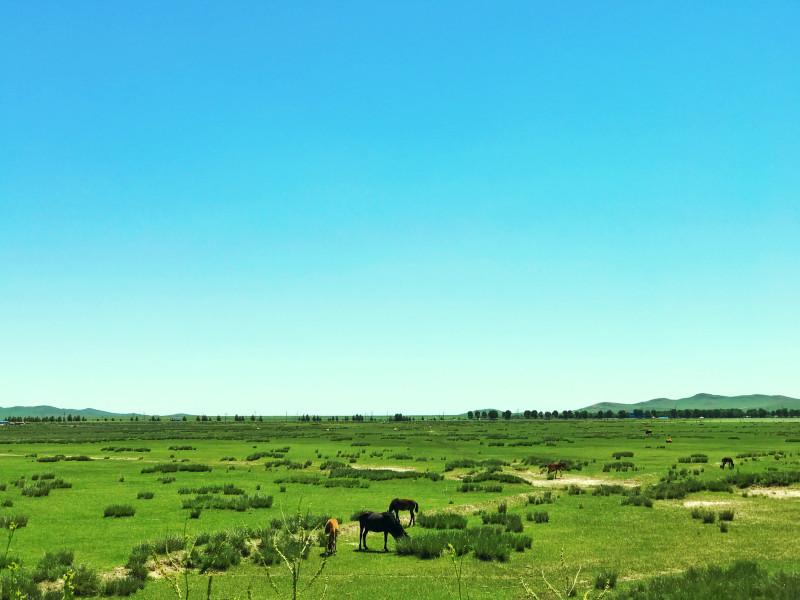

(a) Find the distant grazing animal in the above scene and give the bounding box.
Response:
[720,457,735,470]
[324,518,339,555]
[666,436,673,444]
[645,429,653,436]
[541,461,567,477]
[354,511,409,551]
[388,498,419,526]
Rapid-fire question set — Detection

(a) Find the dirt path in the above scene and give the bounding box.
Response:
[514,470,640,488]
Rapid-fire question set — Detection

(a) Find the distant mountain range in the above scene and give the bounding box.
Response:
[0,405,145,418]
[580,393,800,413]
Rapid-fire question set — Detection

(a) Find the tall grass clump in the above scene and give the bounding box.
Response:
[104,504,136,518]
[614,561,800,599]
[417,513,467,530]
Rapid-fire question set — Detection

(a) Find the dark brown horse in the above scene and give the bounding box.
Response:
[540,461,567,477]
[324,518,339,555]
[720,457,735,470]
[388,498,419,526]
[354,511,408,552]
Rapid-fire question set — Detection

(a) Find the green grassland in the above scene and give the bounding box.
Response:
[1,418,799,599]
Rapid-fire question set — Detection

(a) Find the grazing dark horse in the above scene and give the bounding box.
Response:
[645,429,653,436]
[540,461,567,478]
[720,457,735,470]
[324,518,339,555]
[354,511,408,552]
[388,498,419,526]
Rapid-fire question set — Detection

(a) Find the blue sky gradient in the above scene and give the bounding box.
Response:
[2,2,798,414]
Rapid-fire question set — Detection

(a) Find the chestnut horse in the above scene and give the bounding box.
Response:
[324,518,339,555]
[541,461,567,477]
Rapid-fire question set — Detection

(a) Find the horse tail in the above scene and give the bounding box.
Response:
[414,502,419,513]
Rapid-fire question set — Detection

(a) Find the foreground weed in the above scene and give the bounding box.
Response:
[521,549,608,600]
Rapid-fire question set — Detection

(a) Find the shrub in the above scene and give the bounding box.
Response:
[137,491,154,500]
[33,550,74,582]
[189,532,242,573]
[720,521,729,533]
[612,451,634,459]
[104,504,136,518]
[72,564,100,596]
[595,570,618,589]
[102,574,145,596]
[141,463,211,474]
[531,511,549,523]
[603,461,636,472]
[621,494,653,508]
[691,508,716,524]
[527,491,554,505]
[481,512,523,532]
[568,484,584,495]
[1,499,12,507]
[614,561,800,599]
[719,509,735,521]
[0,514,28,529]
[417,513,468,530]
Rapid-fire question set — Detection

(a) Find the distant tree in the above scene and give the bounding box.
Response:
[488,410,498,420]
[502,410,512,420]
[617,410,628,419]
[467,411,474,419]
[481,411,488,419]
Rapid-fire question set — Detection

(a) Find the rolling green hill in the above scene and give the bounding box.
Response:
[580,393,800,413]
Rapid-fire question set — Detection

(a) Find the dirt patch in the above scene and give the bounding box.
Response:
[747,487,800,499]
[350,465,418,473]
[683,500,732,508]
[516,471,639,488]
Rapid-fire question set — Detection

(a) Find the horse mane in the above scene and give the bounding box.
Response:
[352,511,372,521]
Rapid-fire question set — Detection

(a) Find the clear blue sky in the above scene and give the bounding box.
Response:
[2,2,798,415]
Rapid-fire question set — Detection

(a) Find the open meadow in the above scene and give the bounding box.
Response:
[1,417,799,599]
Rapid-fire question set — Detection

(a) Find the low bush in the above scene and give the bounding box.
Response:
[527,491,554,505]
[595,570,618,589]
[181,494,273,511]
[137,491,154,500]
[33,550,74,582]
[530,511,549,523]
[417,513,467,530]
[104,504,136,518]
[603,461,636,472]
[621,494,653,508]
[458,483,503,492]
[718,509,735,521]
[612,451,634,459]
[481,512,523,532]
[141,463,211,474]
[72,564,100,596]
[614,561,800,599]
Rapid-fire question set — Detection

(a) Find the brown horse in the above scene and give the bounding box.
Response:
[540,461,567,478]
[324,518,339,555]
[388,498,419,526]
[720,457,735,470]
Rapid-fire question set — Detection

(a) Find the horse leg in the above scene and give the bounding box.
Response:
[409,510,414,527]
[363,529,368,551]
[358,524,364,551]
[384,531,389,552]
